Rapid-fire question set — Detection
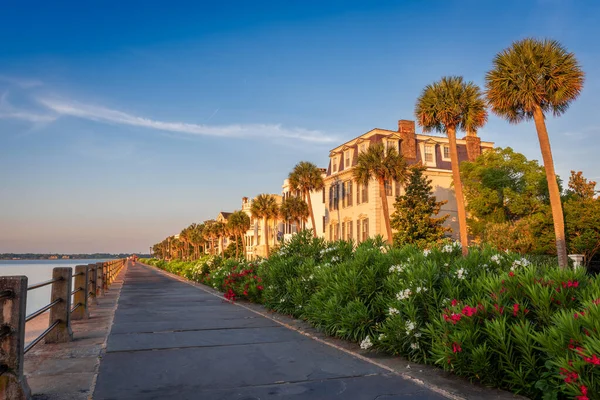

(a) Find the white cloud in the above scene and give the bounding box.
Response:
[37,97,339,144]
[0,111,56,123]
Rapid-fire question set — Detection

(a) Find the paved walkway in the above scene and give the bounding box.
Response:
[94,263,446,400]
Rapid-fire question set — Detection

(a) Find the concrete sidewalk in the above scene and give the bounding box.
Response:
[94,263,448,400]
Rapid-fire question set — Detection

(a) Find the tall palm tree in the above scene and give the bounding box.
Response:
[227,211,251,258]
[288,161,324,238]
[250,194,279,258]
[202,221,217,255]
[353,142,408,245]
[486,38,584,268]
[179,226,190,260]
[213,221,226,255]
[280,196,310,234]
[415,76,487,255]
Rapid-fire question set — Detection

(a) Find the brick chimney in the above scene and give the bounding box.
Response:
[398,120,417,160]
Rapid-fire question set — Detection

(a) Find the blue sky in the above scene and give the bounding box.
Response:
[1,0,598,253]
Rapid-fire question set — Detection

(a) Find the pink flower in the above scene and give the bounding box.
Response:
[451,299,459,307]
[513,303,519,317]
[461,305,477,317]
[584,354,600,365]
[452,342,462,353]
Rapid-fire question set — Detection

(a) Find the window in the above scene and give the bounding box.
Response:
[385,179,392,196]
[386,139,398,152]
[333,157,338,173]
[443,145,450,160]
[322,216,326,233]
[357,220,361,242]
[362,219,369,241]
[341,222,345,240]
[329,224,333,241]
[424,145,434,163]
[362,182,368,203]
[345,151,351,168]
[347,220,353,241]
[343,180,353,207]
[334,223,340,241]
[359,143,366,154]
[322,187,325,203]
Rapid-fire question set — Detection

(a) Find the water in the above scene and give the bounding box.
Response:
[0,259,111,315]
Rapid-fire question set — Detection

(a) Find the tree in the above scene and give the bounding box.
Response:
[460,147,552,239]
[353,142,408,245]
[227,211,251,258]
[250,194,279,258]
[415,76,487,255]
[288,161,324,238]
[213,221,226,255]
[390,164,449,247]
[280,196,309,234]
[566,170,597,200]
[485,38,585,268]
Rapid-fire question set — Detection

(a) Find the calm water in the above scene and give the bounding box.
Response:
[0,259,111,314]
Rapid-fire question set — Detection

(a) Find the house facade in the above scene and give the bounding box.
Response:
[323,119,493,243]
[241,195,283,259]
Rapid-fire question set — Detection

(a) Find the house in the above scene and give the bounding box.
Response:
[216,212,233,254]
[323,119,494,242]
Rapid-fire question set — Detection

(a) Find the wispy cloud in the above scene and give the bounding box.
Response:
[37,98,339,143]
[0,75,43,89]
[0,91,56,123]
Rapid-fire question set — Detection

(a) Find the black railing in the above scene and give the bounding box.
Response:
[0,258,128,400]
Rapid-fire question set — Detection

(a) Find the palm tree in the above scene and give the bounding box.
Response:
[288,161,324,238]
[227,211,251,258]
[202,221,217,255]
[486,38,584,268]
[250,194,279,258]
[280,196,310,234]
[415,76,487,255]
[353,142,408,245]
[213,221,226,255]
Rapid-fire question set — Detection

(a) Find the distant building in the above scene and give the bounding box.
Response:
[216,212,233,254]
[323,119,493,242]
[242,195,283,259]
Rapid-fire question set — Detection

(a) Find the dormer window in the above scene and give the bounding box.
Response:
[333,157,338,173]
[386,139,398,152]
[424,145,434,163]
[442,145,451,161]
[359,143,367,154]
[345,151,351,168]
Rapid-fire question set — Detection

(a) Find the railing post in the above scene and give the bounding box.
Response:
[0,276,32,400]
[96,262,104,297]
[72,266,89,320]
[102,264,108,292]
[87,264,97,305]
[45,268,73,343]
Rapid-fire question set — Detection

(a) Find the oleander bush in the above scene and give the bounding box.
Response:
[141,234,600,400]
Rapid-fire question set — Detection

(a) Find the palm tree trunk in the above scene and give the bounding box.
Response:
[235,232,239,259]
[306,191,317,238]
[263,216,270,257]
[378,178,394,244]
[447,126,469,256]
[533,106,568,268]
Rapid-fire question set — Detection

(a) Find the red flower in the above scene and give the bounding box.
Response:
[513,303,519,317]
[461,305,477,317]
[576,385,589,400]
[584,354,600,365]
[508,271,515,277]
[451,299,459,307]
[575,311,586,319]
[243,290,248,296]
[452,342,462,353]
[257,285,264,291]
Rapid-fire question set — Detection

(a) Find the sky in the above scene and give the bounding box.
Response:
[1,0,599,254]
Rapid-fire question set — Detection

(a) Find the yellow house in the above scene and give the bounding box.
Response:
[324,119,493,242]
[281,171,327,240]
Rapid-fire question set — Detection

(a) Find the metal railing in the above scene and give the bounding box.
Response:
[0,258,128,400]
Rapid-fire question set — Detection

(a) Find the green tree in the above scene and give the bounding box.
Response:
[460,147,551,239]
[280,196,310,234]
[227,211,251,258]
[250,194,279,258]
[288,161,324,238]
[415,76,487,255]
[213,221,226,256]
[390,164,449,247]
[353,142,408,245]
[485,38,585,268]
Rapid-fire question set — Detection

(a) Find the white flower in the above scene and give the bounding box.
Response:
[360,337,373,350]
[510,258,529,271]
[423,249,431,257]
[389,264,405,274]
[331,256,339,262]
[442,244,453,253]
[444,263,449,267]
[410,342,420,350]
[380,246,388,254]
[378,333,386,341]
[491,254,502,264]
[456,268,466,280]
[414,332,422,338]
[405,320,416,333]
[396,289,412,301]
[416,286,427,294]
[388,307,400,315]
